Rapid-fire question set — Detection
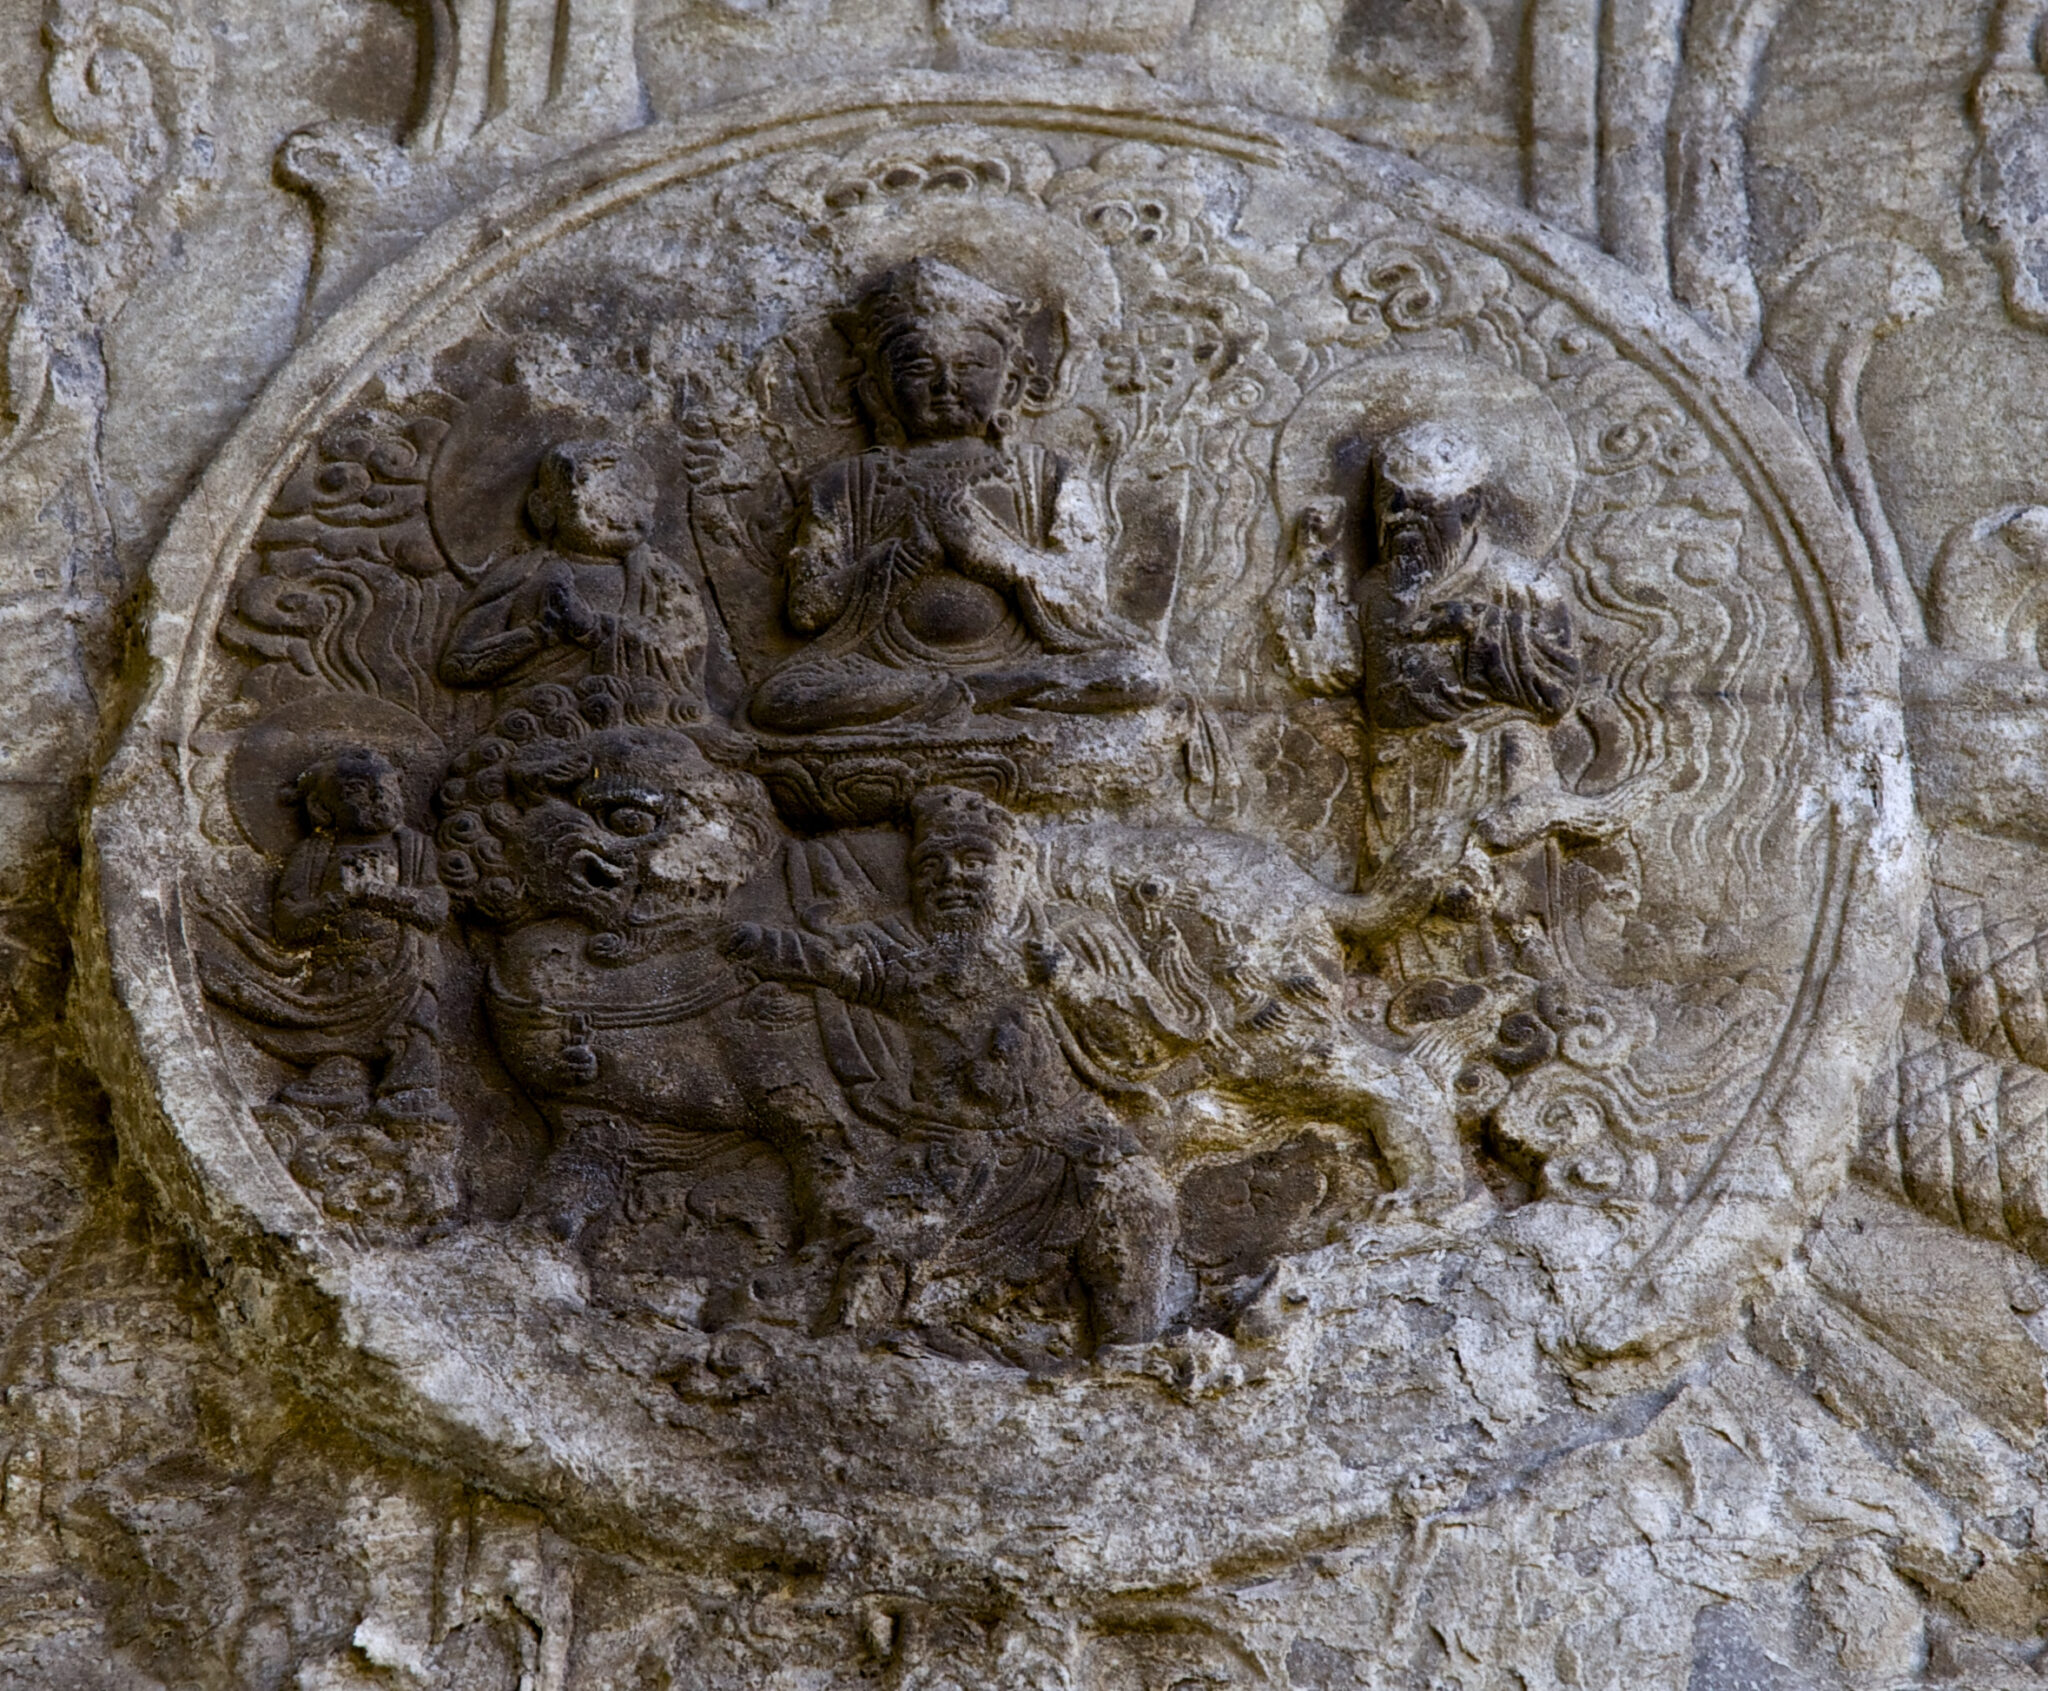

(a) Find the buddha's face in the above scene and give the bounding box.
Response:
[873,315,1012,442]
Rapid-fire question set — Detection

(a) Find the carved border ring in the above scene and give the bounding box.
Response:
[79,72,1921,1579]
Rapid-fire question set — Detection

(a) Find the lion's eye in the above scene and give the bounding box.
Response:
[605,805,658,837]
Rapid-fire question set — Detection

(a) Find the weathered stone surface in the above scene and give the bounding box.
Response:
[7,4,2048,1687]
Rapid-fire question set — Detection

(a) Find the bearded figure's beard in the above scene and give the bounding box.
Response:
[920,899,998,938]
[1383,516,1462,602]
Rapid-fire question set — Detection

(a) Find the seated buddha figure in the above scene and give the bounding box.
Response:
[747,258,1170,736]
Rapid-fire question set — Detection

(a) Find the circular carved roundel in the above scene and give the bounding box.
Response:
[85,75,1915,1588]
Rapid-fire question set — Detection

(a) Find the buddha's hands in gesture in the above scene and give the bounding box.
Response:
[928,491,1028,590]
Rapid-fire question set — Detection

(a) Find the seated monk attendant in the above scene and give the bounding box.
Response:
[440,438,708,723]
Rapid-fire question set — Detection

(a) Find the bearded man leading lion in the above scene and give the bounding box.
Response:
[434,675,1476,1355]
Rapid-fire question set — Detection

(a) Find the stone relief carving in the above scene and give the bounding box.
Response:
[8,0,217,316]
[29,0,2048,1673]
[1876,489,2048,1282]
[1332,0,1492,99]
[745,258,1168,738]
[1756,239,1945,643]
[1664,0,1791,348]
[198,739,459,1228]
[1727,0,2048,1425]
[83,81,1910,1604]
[950,0,1199,55]
[726,784,1187,1349]
[0,0,215,591]
[277,0,644,321]
[440,437,709,716]
[1972,0,2048,332]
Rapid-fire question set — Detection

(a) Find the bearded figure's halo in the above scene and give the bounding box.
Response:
[1274,352,1578,559]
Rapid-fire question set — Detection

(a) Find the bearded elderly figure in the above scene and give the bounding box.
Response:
[1278,420,1649,915]
[1355,423,1585,858]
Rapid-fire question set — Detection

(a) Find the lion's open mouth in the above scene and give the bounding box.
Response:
[569,848,629,893]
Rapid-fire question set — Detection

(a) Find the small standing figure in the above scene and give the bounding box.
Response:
[726,786,1181,1351]
[747,258,1169,735]
[440,438,709,722]
[206,746,451,1127]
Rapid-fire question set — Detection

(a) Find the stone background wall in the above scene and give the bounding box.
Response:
[8,2,2048,1685]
